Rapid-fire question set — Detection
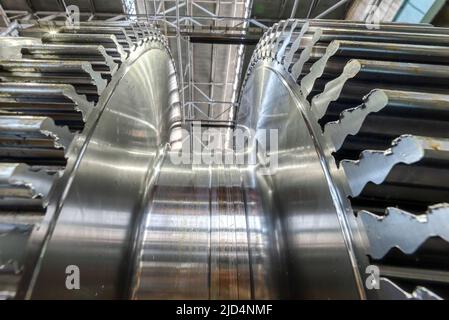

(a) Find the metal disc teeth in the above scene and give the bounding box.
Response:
[58,26,135,50]
[40,33,127,63]
[17,44,118,80]
[360,204,449,259]
[308,40,449,65]
[378,278,442,300]
[310,59,361,120]
[0,22,164,299]
[0,162,58,300]
[343,134,449,211]
[341,135,441,197]
[0,115,73,164]
[0,219,34,300]
[255,19,449,299]
[307,25,449,46]
[0,163,56,202]
[308,58,449,112]
[243,20,317,89]
[0,59,107,102]
[301,40,341,98]
[0,82,93,131]
[324,89,389,150]
[276,20,301,64]
[324,89,449,152]
[290,28,322,80]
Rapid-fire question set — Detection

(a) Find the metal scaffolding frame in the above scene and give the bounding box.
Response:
[0,3,10,26]
[138,0,256,125]
[0,0,353,125]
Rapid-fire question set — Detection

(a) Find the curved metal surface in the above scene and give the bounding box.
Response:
[24,41,180,299]
[2,18,449,300]
[237,62,365,299]
[128,59,367,300]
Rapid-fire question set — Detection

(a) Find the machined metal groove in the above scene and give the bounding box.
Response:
[379,265,449,285]
[1,18,447,300]
[378,278,442,300]
[19,38,176,300]
[312,77,449,103]
[19,44,119,77]
[59,26,134,50]
[0,59,107,99]
[323,90,449,125]
[74,21,146,42]
[0,163,56,202]
[0,162,57,299]
[0,22,173,300]
[300,33,449,98]
[309,26,449,46]
[269,23,283,59]
[307,58,449,127]
[261,23,279,59]
[300,20,442,33]
[0,37,42,60]
[0,118,69,166]
[0,221,34,300]
[41,33,127,63]
[0,82,93,128]
[0,115,73,150]
[310,41,449,64]
[326,92,449,163]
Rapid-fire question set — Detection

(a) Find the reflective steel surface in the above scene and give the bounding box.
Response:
[1,19,449,300]
[25,40,181,299]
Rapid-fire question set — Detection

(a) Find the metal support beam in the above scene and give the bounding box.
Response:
[0,3,10,26]
[192,1,217,17]
[25,0,36,13]
[5,10,276,27]
[88,0,97,14]
[38,13,63,21]
[290,0,300,19]
[0,20,18,36]
[161,1,186,15]
[176,0,186,118]
[189,33,260,44]
[315,0,351,19]
[307,0,318,18]
[106,14,127,21]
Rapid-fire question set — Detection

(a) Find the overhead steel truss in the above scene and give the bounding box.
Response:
[0,0,355,125]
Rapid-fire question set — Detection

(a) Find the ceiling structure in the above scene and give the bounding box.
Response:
[0,0,352,125]
[134,0,351,124]
[135,0,251,124]
[0,0,126,17]
[1,0,447,125]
